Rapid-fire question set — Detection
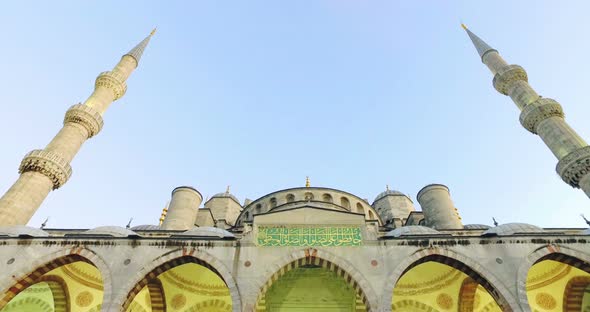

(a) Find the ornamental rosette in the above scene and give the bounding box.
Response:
[64,104,104,138]
[492,65,528,95]
[95,71,127,100]
[18,149,72,189]
[519,98,564,134]
[556,146,590,188]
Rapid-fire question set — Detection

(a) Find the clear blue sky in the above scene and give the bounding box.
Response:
[0,1,589,229]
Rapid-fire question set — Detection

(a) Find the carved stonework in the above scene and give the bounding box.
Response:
[519,98,564,134]
[492,65,528,95]
[556,146,590,188]
[19,150,72,189]
[64,104,104,138]
[95,71,127,100]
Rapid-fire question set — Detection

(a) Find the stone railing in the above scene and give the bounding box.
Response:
[64,104,104,138]
[18,149,72,189]
[95,71,127,100]
[556,146,590,188]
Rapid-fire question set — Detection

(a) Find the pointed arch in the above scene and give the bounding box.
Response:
[118,248,241,312]
[146,279,166,312]
[384,248,517,311]
[458,277,478,312]
[0,247,110,310]
[563,276,590,312]
[254,248,378,311]
[38,275,70,312]
[516,245,590,311]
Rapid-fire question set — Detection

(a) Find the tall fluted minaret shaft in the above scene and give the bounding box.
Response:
[0,30,155,225]
[463,25,590,198]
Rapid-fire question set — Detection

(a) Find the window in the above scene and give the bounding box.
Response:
[304,192,314,201]
[356,203,364,214]
[340,197,351,210]
[369,210,375,220]
[322,194,333,203]
[286,194,295,203]
[255,204,262,214]
[270,197,277,208]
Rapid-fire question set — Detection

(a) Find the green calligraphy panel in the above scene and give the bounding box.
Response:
[257,226,362,247]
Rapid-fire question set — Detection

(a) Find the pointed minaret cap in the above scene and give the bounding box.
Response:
[124,28,156,66]
[461,24,497,62]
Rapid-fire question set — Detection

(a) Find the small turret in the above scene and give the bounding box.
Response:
[372,185,415,227]
[204,186,242,228]
[161,186,202,230]
[417,184,462,230]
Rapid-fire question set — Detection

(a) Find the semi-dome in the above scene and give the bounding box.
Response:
[374,188,410,202]
[384,225,442,238]
[131,224,161,231]
[0,226,49,237]
[177,226,235,238]
[85,226,138,237]
[464,224,491,230]
[482,223,544,236]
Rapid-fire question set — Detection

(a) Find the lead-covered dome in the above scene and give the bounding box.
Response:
[85,226,138,237]
[374,186,410,203]
[0,226,49,237]
[131,225,161,231]
[482,223,544,236]
[176,226,235,238]
[211,191,240,204]
[384,225,442,238]
[464,224,491,230]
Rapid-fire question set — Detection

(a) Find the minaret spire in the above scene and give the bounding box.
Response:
[124,28,156,67]
[461,24,497,61]
[464,25,590,199]
[0,30,154,225]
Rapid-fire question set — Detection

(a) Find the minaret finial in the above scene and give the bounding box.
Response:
[124,29,156,67]
[305,176,310,187]
[461,24,497,61]
[150,28,157,36]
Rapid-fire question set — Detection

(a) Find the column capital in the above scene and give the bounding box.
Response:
[64,104,104,138]
[493,65,527,95]
[95,71,127,100]
[556,146,590,188]
[18,150,72,189]
[519,98,564,134]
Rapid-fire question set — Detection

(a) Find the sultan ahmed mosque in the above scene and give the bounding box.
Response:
[0,22,589,312]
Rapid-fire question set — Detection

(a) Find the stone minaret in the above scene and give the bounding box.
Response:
[0,30,155,225]
[463,25,590,198]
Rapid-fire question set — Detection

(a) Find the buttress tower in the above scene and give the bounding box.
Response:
[0,30,155,225]
[463,25,590,198]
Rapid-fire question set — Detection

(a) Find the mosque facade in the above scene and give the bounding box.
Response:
[0,26,590,312]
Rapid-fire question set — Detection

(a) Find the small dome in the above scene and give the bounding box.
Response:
[374,189,408,202]
[482,223,544,236]
[384,226,442,238]
[177,226,235,238]
[464,224,491,230]
[581,228,590,235]
[131,224,161,231]
[211,192,240,204]
[85,226,137,237]
[0,226,49,237]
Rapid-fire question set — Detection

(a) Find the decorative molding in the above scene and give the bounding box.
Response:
[556,146,590,188]
[493,65,528,95]
[64,104,103,138]
[19,149,72,189]
[519,98,564,134]
[95,71,127,100]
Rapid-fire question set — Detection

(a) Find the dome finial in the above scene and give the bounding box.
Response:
[226,185,231,194]
[386,184,390,191]
[461,23,468,30]
[305,176,310,187]
[159,202,169,226]
[150,28,157,36]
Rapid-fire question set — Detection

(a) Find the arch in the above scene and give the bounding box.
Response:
[118,248,241,312]
[253,248,378,311]
[254,204,262,214]
[563,276,590,312]
[269,197,277,208]
[146,279,166,312]
[340,197,351,210]
[391,299,440,311]
[304,192,314,201]
[516,245,590,311]
[323,193,334,203]
[384,248,518,311]
[458,277,478,312]
[368,210,375,220]
[39,275,70,312]
[286,194,295,203]
[0,247,111,310]
[356,203,363,214]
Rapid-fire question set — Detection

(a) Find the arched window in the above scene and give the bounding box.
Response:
[356,203,364,214]
[368,210,375,220]
[286,194,295,203]
[340,197,351,210]
[255,204,262,214]
[245,211,250,220]
[322,194,333,203]
[270,197,277,209]
[304,192,314,201]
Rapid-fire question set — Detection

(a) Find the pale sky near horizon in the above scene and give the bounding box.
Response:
[0,1,589,229]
